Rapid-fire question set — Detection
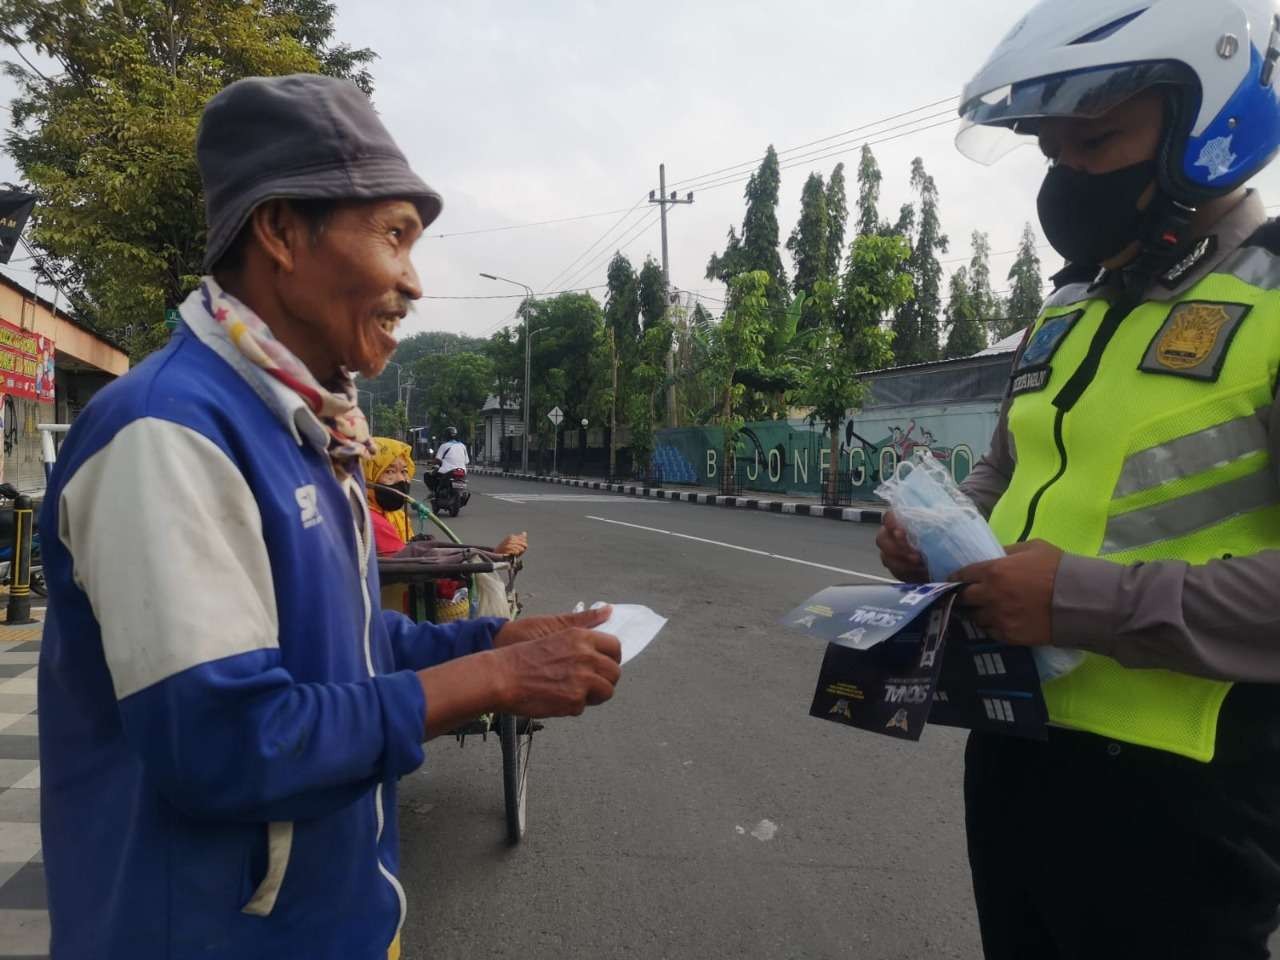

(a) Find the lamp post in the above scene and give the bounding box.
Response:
[479,272,534,471]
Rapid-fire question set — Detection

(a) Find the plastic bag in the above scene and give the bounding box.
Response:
[876,451,1083,683]
[876,450,1004,582]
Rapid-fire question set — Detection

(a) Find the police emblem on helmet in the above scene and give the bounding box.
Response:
[1156,304,1232,370]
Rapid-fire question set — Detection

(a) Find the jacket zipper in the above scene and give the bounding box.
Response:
[349,478,409,937]
[1017,292,1142,541]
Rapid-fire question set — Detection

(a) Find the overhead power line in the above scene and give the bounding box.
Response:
[427,93,959,250]
[539,197,649,293]
[665,95,960,192]
[424,282,609,301]
[556,207,663,292]
[422,205,638,240]
[693,116,961,195]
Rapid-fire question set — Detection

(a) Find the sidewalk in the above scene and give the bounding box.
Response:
[469,467,887,525]
[0,606,46,960]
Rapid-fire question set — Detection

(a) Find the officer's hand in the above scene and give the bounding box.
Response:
[493,605,610,648]
[953,540,1063,646]
[493,625,622,718]
[875,511,929,583]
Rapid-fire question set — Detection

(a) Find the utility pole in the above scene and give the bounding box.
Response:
[649,164,693,429]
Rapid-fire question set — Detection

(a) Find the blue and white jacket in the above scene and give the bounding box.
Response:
[38,289,503,959]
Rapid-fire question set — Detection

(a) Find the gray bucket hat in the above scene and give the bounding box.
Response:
[197,73,443,272]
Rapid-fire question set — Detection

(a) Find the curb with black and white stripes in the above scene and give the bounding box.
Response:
[468,467,885,524]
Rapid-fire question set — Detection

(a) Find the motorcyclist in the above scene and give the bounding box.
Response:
[434,426,469,475]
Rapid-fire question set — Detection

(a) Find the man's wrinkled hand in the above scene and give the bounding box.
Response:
[495,532,528,557]
[875,511,929,583]
[953,540,1063,646]
[493,605,611,649]
[493,625,622,718]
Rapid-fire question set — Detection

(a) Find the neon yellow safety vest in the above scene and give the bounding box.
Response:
[988,244,1280,762]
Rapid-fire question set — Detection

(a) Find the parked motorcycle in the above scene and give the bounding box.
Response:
[0,484,44,597]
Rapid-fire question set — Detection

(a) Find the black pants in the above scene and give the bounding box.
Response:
[966,687,1280,960]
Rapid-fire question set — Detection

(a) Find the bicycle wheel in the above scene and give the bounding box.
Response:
[499,713,531,845]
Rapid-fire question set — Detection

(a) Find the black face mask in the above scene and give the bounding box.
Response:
[374,481,411,512]
[1036,160,1157,267]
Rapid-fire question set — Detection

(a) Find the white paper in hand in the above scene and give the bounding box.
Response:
[577,602,666,665]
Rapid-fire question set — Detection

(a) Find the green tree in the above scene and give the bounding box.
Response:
[371,400,408,442]
[1,0,376,358]
[1004,223,1044,338]
[786,172,829,329]
[637,256,666,331]
[520,292,608,469]
[855,145,884,238]
[707,145,788,309]
[708,271,771,487]
[414,351,494,442]
[366,330,487,422]
[263,0,375,93]
[968,231,998,327]
[824,162,849,280]
[604,252,641,476]
[891,158,948,366]
[796,234,910,501]
[625,318,674,477]
[943,267,987,358]
[483,327,521,467]
[787,172,829,295]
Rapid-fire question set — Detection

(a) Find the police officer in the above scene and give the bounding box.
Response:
[877,0,1280,955]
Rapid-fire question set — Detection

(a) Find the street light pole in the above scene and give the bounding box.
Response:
[480,272,535,472]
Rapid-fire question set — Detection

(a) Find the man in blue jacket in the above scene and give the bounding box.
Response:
[37,73,622,959]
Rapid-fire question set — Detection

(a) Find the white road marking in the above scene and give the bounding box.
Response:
[585,515,896,583]
[489,493,666,504]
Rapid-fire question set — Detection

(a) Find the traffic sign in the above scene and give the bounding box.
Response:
[547,406,564,425]
[164,308,181,330]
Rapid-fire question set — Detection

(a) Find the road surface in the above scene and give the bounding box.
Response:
[397,473,977,959]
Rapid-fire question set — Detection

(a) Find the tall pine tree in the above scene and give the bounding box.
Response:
[825,162,849,279]
[943,267,988,358]
[968,231,998,328]
[891,158,948,366]
[855,145,883,238]
[1004,223,1044,339]
[707,145,788,309]
[786,172,829,327]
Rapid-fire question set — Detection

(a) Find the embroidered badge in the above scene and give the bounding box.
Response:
[1195,136,1238,181]
[1140,301,1252,381]
[1016,310,1082,372]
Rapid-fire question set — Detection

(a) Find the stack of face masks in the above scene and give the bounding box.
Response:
[877,451,1004,582]
[876,451,1084,683]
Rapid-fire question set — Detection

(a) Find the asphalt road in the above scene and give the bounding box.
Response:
[395,473,978,960]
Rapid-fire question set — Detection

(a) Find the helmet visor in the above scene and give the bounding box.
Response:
[956,61,1192,164]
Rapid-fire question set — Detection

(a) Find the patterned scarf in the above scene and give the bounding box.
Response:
[200,279,374,462]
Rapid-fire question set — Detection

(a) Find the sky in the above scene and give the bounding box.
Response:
[6,0,1280,343]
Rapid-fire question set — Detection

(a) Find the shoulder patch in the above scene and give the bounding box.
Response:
[1139,301,1251,382]
[1016,310,1082,372]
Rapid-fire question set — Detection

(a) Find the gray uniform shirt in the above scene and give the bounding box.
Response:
[962,191,1280,683]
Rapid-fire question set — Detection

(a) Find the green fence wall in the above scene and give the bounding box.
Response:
[653,401,999,499]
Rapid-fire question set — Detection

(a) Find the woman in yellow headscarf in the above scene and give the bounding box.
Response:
[363,436,528,557]
[362,437,417,555]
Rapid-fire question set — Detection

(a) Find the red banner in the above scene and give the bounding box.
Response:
[0,317,54,404]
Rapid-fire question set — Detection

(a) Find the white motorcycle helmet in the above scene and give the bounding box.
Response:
[959,0,1280,205]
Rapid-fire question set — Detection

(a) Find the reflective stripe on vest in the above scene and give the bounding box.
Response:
[988,255,1280,762]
